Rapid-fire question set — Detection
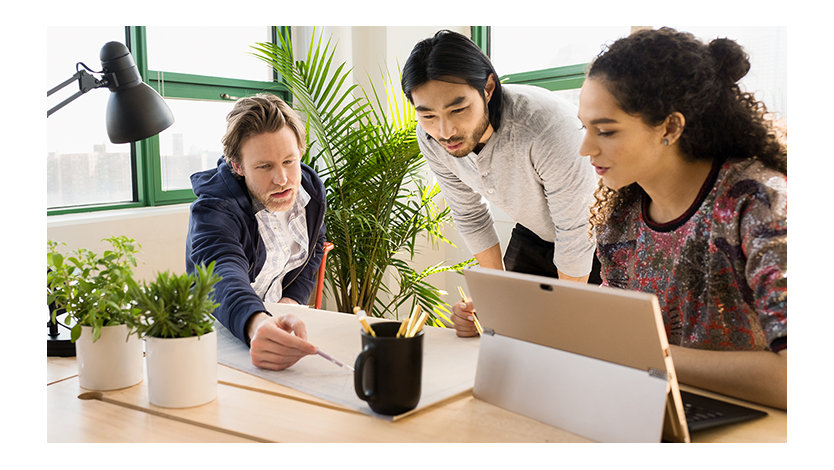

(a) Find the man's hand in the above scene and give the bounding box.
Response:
[451,299,480,337]
[246,312,317,370]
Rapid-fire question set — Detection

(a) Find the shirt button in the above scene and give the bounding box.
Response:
[481,171,489,177]
[487,188,494,194]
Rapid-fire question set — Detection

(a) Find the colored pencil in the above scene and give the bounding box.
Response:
[353,307,376,337]
[316,348,354,372]
[457,286,483,335]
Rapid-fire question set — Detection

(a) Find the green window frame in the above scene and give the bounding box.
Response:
[471,26,587,92]
[48,26,291,216]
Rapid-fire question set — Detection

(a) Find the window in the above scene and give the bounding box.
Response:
[485,26,630,106]
[47,27,133,209]
[664,26,786,119]
[47,26,289,215]
[146,27,275,82]
[476,26,787,118]
[491,26,629,75]
[157,99,231,192]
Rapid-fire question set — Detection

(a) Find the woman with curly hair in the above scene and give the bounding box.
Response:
[577,27,786,409]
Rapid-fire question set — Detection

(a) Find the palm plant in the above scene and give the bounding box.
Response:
[251,28,474,324]
[127,261,220,339]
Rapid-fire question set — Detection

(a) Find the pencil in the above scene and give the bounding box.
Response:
[396,312,411,338]
[457,286,483,335]
[316,348,354,372]
[403,305,421,338]
[353,307,376,337]
[407,307,430,337]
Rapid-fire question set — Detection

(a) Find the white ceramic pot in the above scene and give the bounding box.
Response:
[145,331,217,408]
[76,324,144,391]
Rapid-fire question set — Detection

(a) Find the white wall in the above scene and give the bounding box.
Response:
[46,26,515,318]
[47,204,191,282]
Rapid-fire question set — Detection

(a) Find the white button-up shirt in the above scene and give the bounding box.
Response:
[250,186,310,302]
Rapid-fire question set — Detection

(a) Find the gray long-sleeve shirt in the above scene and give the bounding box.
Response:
[417,84,596,277]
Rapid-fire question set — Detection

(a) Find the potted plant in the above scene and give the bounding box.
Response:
[128,262,221,408]
[252,28,475,324]
[46,236,144,391]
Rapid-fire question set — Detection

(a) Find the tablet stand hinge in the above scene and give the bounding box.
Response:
[648,368,667,380]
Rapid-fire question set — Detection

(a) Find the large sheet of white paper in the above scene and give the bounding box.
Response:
[216,304,480,420]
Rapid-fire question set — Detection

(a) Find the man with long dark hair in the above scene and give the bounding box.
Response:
[402,30,598,337]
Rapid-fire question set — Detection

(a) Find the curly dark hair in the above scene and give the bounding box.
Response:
[586,27,787,233]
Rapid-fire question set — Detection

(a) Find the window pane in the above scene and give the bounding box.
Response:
[490,27,630,75]
[47,27,134,208]
[158,99,232,191]
[663,26,787,120]
[146,27,274,81]
[491,26,786,122]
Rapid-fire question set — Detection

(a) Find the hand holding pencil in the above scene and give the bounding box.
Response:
[451,286,483,337]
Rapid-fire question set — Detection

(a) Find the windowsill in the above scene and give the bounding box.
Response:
[47,203,191,228]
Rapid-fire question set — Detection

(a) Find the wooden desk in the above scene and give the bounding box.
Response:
[48,357,786,443]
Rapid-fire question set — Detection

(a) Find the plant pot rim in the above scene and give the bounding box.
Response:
[144,331,216,341]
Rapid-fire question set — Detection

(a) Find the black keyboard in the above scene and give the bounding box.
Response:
[681,390,768,432]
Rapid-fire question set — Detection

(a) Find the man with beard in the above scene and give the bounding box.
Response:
[187,94,326,370]
[401,30,598,337]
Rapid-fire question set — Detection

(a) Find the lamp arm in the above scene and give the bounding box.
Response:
[47,68,108,117]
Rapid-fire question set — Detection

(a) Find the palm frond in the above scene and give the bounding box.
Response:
[251,28,466,322]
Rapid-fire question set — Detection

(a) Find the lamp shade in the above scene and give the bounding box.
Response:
[100,41,174,144]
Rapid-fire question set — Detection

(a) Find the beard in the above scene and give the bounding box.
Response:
[438,108,491,158]
[249,184,297,213]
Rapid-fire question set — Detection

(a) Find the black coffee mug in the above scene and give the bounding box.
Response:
[354,321,423,415]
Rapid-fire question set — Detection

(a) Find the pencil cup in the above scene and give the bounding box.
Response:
[354,321,423,415]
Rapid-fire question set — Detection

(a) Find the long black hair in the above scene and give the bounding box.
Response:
[401,29,504,131]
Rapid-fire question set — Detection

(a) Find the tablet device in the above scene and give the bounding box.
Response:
[463,267,766,442]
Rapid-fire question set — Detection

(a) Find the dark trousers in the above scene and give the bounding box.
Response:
[502,224,602,285]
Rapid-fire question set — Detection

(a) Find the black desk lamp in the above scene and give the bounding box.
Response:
[47,41,174,357]
[47,41,174,143]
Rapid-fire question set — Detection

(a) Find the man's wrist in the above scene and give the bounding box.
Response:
[246,311,270,343]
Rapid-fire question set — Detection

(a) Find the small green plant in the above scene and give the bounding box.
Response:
[46,236,140,343]
[128,262,221,339]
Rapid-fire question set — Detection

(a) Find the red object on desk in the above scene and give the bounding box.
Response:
[314,242,334,309]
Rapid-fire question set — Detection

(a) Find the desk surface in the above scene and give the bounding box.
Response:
[47,314,786,443]
[47,361,787,444]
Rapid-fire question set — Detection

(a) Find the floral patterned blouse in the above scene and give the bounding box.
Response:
[596,158,787,352]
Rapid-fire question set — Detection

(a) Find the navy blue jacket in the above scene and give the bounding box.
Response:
[186,158,326,345]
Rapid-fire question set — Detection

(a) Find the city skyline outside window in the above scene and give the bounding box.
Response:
[47,26,279,212]
[47,27,133,208]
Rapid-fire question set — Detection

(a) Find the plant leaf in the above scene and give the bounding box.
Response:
[250,28,464,319]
